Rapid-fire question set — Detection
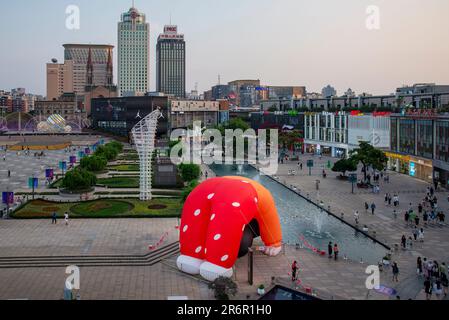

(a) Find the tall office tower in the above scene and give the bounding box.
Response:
[156,25,186,98]
[63,44,114,96]
[118,7,150,96]
[46,59,74,100]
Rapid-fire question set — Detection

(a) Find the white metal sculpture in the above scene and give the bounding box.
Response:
[131,109,161,201]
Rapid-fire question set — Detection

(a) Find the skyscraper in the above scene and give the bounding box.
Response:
[156,25,186,98]
[118,7,150,96]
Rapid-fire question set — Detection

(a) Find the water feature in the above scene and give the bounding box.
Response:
[210,164,388,264]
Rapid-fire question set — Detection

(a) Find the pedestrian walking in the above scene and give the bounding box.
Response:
[371,202,376,215]
[401,235,407,249]
[418,228,425,242]
[51,212,57,224]
[424,277,432,300]
[423,211,429,226]
[354,210,360,225]
[328,242,333,259]
[412,227,419,241]
[333,243,339,260]
[291,261,299,281]
[64,212,69,226]
[417,257,423,276]
[392,262,399,282]
[364,202,369,213]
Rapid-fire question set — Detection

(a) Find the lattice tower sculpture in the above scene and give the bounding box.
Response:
[131,109,161,201]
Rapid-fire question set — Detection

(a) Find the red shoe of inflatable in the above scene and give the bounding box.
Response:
[177,176,282,281]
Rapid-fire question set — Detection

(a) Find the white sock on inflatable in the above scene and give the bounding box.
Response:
[176,255,204,275]
[200,262,233,282]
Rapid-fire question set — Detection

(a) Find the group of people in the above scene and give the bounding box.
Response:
[384,193,400,207]
[327,242,339,260]
[418,257,449,300]
[51,211,70,226]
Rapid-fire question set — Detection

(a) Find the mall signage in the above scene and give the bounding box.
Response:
[406,109,437,118]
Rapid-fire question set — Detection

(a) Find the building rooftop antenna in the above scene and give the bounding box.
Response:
[218,75,221,85]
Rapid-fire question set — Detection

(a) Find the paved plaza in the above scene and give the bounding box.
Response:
[0,150,448,300]
[0,135,106,211]
[267,153,449,300]
[0,217,390,300]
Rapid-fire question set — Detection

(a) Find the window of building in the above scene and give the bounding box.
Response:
[436,121,449,162]
[416,120,433,159]
[399,119,415,155]
[391,118,398,152]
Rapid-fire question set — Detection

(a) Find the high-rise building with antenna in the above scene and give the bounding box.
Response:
[118,5,150,96]
[156,25,186,98]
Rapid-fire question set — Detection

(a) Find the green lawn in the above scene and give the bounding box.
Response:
[12,198,183,219]
[117,153,140,161]
[108,164,140,172]
[97,177,140,188]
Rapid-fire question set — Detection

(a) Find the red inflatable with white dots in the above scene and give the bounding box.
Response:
[177,176,283,281]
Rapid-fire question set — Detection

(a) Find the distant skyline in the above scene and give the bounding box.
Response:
[1,0,449,96]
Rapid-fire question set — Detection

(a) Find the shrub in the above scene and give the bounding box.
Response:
[179,163,201,182]
[80,155,108,172]
[62,168,97,191]
[332,159,357,177]
[208,277,238,300]
[182,180,199,202]
[95,145,119,161]
[106,141,124,153]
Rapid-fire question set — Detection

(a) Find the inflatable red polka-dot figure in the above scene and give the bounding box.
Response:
[177,176,282,281]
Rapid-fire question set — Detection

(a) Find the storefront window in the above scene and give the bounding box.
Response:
[399,119,415,155]
[436,120,449,162]
[416,120,433,159]
[391,118,398,152]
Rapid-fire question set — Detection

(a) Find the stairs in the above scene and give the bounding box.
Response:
[0,242,180,269]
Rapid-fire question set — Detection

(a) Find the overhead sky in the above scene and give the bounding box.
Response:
[1,0,448,96]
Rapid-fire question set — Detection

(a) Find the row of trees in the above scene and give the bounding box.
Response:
[62,141,123,191]
[332,141,387,183]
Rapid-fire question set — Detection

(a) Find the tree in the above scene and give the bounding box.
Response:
[332,159,358,177]
[182,180,199,202]
[208,276,238,300]
[279,130,303,151]
[106,141,123,153]
[349,141,387,182]
[62,168,97,191]
[80,155,107,172]
[216,118,250,135]
[95,145,118,161]
[179,163,201,183]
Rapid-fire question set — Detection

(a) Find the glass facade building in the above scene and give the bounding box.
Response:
[156,26,186,98]
[91,96,168,138]
[389,113,449,187]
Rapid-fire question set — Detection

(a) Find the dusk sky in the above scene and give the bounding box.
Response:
[1,0,448,96]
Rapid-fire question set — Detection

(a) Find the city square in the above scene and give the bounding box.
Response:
[1,0,449,315]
